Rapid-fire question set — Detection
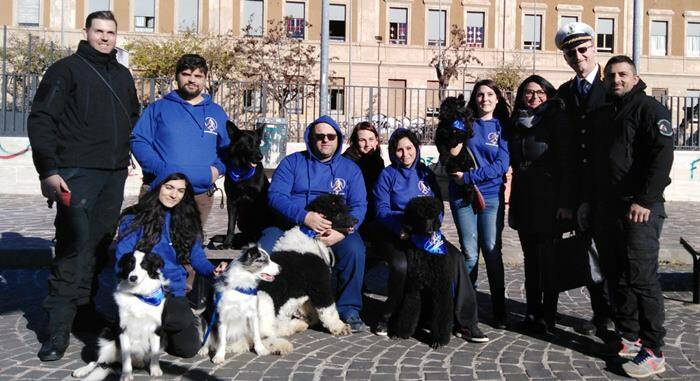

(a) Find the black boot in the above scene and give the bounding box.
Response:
[491,288,507,329]
[38,331,70,361]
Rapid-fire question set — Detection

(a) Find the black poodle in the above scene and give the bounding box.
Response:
[392,196,454,348]
[305,194,358,236]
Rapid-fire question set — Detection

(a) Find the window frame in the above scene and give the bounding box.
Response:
[426,8,447,47]
[465,11,486,48]
[284,1,306,40]
[242,0,265,37]
[15,0,42,27]
[176,0,200,33]
[133,0,157,33]
[388,7,409,45]
[329,3,347,42]
[685,16,700,58]
[522,13,543,50]
[86,0,111,14]
[596,17,615,53]
[650,19,669,57]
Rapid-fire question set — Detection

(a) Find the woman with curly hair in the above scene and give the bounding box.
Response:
[115,170,225,358]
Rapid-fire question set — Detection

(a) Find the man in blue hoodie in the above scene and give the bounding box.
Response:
[131,54,230,225]
[258,115,368,332]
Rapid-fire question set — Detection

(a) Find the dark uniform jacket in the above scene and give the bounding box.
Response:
[28,40,140,179]
[556,66,606,205]
[590,80,674,207]
[508,98,574,234]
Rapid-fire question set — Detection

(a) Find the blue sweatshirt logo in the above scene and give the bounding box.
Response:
[204,117,218,135]
[330,178,347,195]
[418,180,431,195]
[486,131,500,146]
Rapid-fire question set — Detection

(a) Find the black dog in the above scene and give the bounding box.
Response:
[212,121,270,249]
[434,95,478,202]
[392,196,454,349]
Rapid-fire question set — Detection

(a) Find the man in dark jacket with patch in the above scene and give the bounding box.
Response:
[28,11,140,361]
[592,55,673,378]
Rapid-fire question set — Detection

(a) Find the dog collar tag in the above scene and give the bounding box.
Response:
[136,287,165,306]
[300,225,317,238]
[233,287,258,296]
[411,231,447,255]
[227,166,256,183]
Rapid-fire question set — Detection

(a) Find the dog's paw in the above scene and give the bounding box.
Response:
[120,373,134,381]
[330,323,352,336]
[72,363,95,378]
[149,365,163,377]
[430,335,451,349]
[254,345,270,356]
[197,346,209,357]
[212,353,226,364]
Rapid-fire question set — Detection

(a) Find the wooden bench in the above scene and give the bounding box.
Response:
[204,248,242,260]
[680,236,700,304]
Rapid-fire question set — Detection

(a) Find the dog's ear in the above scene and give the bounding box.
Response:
[117,252,135,280]
[457,93,465,102]
[239,246,262,266]
[226,120,240,139]
[141,252,164,279]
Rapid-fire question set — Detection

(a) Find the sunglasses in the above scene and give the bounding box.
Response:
[314,133,337,142]
[524,89,547,97]
[564,44,592,58]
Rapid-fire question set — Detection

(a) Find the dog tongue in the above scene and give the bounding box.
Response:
[260,273,275,282]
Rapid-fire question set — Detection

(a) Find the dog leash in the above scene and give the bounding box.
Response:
[206,184,226,209]
[200,287,259,347]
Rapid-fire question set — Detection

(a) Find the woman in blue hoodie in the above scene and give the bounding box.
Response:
[115,171,225,358]
[449,79,511,329]
[372,128,488,342]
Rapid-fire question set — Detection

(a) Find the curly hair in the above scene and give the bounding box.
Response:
[119,173,203,266]
[467,79,512,122]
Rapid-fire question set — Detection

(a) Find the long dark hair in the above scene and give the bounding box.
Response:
[513,75,557,111]
[467,79,511,122]
[388,128,421,167]
[119,173,202,266]
[343,121,381,161]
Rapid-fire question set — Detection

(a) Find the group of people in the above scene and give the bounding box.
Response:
[28,10,673,379]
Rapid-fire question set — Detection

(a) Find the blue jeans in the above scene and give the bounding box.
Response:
[450,193,505,292]
[259,226,366,320]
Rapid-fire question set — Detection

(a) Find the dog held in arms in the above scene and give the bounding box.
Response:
[392,196,455,348]
[211,121,270,249]
[72,251,167,381]
[256,194,355,341]
[199,246,288,363]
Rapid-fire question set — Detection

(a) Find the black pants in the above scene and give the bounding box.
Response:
[366,222,479,328]
[162,296,201,358]
[595,202,666,351]
[518,231,559,326]
[43,168,127,334]
[586,240,612,326]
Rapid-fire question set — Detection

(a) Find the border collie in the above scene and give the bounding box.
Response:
[257,194,355,340]
[72,251,167,381]
[200,246,288,363]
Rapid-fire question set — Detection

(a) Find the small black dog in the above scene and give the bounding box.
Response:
[212,121,270,249]
[392,196,454,349]
[434,95,478,202]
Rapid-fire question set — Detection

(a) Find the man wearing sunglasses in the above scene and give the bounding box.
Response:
[555,22,613,338]
[258,115,368,332]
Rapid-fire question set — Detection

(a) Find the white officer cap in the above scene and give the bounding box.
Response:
[555,22,594,51]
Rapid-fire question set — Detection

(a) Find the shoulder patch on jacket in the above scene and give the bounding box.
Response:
[657,119,673,137]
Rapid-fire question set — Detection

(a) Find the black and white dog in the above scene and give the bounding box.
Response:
[212,121,270,249]
[200,246,287,363]
[257,194,355,340]
[393,196,455,349]
[72,251,167,381]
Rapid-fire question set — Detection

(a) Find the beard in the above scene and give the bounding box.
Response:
[177,85,203,100]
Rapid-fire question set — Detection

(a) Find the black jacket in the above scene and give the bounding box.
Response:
[28,40,140,179]
[508,99,574,233]
[591,80,674,207]
[556,66,607,205]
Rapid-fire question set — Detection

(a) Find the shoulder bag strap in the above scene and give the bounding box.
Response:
[75,53,132,123]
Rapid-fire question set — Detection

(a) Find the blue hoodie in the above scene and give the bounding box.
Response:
[449,118,510,200]
[131,91,230,194]
[373,129,442,236]
[268,115,367,230]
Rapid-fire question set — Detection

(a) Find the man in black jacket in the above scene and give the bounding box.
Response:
[28,11,140,361]
[554,21,613,337]
[592,55,673,378]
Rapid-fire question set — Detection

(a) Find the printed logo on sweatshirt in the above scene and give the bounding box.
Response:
[204,117,218,135]
[486,132,499,147]
[330,178,347,195]
[418,180,431,195]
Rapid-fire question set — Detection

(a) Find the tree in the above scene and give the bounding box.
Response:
[3,34,69,74]
[487,56,527,94]
[429,25,482,101]
[231,19,319,118]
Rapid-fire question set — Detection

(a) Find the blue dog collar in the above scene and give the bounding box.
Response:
[233,287,258,296]
[411,231,447,255]
[299,225,317,238]
[227,166,256,183]
[135,287,165,306]
[451,119,467,132]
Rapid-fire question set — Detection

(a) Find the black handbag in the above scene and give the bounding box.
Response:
[540,226,602,292]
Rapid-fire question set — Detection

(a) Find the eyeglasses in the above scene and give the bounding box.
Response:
[524,89,547,97]
[564,44,592,58]
[314,133,337,142]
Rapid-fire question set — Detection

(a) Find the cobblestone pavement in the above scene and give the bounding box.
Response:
[0,195,699,380]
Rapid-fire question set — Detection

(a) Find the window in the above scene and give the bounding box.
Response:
[523,14,542,50]
[651,88,668,99]
[687,22,700,58]
[388,79,406,117]
[466,11,485,48]
[243,0,264,36]
[285,85,304,114]
[427,10,446,46]
[329,4,346,42]
[597,18,614,53]
[330,78,345,113]
[389,8,408,45]
[650,20,668,56]
[134,0,155,32]
[17,0,40,26]
[87,0,110,13]
[243,89,262,112]
[426,80,440,116]
[559,15,578,27]
[285,2,305,39]
[178,0,199,32]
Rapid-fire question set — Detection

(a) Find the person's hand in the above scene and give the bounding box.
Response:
[556,208,573,220]
[449,143,463,156]
[304,212,333,233]
[318,229,345,247]
[628,203,651,223]
[40,174,70,202]
[576,203,591,231]
[210,166,220,183]
[451,171,465,184]
[213,261,228,277]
